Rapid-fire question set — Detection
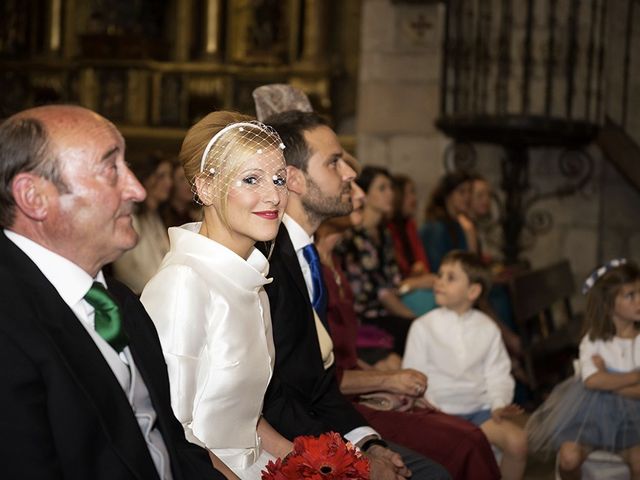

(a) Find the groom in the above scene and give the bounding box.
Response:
[261,110,450,480]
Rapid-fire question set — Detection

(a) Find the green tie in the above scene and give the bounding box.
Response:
[84,282,128,353]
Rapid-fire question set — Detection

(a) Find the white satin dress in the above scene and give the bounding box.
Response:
[141,222,276,479]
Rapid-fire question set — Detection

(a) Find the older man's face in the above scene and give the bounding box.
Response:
[300,125,356,222]
[45,109,146,271]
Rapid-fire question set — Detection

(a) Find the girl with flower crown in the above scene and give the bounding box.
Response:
[141,111,294,479]
[526,259,640,479]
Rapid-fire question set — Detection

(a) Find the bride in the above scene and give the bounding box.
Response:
[141,111,292,479]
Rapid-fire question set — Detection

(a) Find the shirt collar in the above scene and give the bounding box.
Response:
[283,214,314,252]
[440,306,475,321]
[4,229,105,308]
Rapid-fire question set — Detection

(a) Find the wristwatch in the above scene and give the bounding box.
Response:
[360,438,389,452]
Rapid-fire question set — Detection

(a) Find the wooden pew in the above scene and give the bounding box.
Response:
[508,260,582,394]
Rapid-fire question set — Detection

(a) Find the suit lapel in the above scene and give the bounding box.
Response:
[108,282,182,478]
[273,226,328,368]
[276,227,330,330]
[1,233,159,480]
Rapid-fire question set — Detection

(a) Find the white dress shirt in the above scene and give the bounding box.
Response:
[281,215,378,446]
[282,214,315,301]
[403,306,515,414]
[4,230,133,368]
[141,223,276,475]
[5,230,105,329]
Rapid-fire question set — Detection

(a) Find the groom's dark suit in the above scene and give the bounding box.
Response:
[262,225,368,438]
[0,231,223,480]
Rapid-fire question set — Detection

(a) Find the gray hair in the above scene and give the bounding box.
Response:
[0,116,68,227]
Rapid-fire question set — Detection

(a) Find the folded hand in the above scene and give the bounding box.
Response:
[385,369,427,397]
[491,404,523,423]
[366,445,412,479]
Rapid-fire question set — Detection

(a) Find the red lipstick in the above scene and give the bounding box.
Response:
[254,210,279,220]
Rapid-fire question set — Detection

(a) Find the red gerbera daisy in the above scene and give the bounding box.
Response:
[262,432,370,479]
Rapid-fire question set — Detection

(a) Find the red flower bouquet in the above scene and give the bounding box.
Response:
[262,431,370,479]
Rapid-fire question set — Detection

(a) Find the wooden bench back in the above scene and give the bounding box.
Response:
[508,260,580,392]
[510,260,575,323]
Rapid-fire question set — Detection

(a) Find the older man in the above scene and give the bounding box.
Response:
[0,105,227,480]
[260,110,450,480]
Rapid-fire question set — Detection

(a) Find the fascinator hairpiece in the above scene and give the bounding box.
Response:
[252,84,313,122]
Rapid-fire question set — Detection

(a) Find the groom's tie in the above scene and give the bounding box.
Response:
[302,244,327,322]
[84,282,128,352]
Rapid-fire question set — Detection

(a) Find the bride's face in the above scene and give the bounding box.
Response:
[223,147,288,247]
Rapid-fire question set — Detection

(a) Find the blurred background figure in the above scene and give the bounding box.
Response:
[337,166,415,357]
[160,159,202,228]
[388,174,438,316]
[388,175,432,280]
[113,152,173,294]
[470,174,493,221]
[458,174,493,260]
[419,171,473,272]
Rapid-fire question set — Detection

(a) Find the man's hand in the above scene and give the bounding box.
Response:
[383,370,427,397]
[366,444,412,479]
[491,404,523,423]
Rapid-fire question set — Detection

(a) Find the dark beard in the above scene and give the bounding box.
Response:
[302,176,353,226]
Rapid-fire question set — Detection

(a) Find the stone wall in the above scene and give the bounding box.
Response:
[357,0,447,216]
[356,0,640,309]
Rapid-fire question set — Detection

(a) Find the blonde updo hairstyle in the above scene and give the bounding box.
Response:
[180,111,271,228]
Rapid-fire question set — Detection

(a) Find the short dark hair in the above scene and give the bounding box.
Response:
[356,166,392,194]
[441,250,492,299]
[264,110,328,171]
[0,116,67,228]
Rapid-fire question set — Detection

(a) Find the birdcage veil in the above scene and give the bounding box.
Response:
[191,120,287,255]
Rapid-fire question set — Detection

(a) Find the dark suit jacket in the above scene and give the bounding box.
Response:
[0,231,223,480]
[262,225,368,440]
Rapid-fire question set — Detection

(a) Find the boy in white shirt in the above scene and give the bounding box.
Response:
[403,250,528,480]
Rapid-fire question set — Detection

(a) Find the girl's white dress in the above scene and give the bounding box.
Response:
[526,333,640,454]
[141,223,276,479]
